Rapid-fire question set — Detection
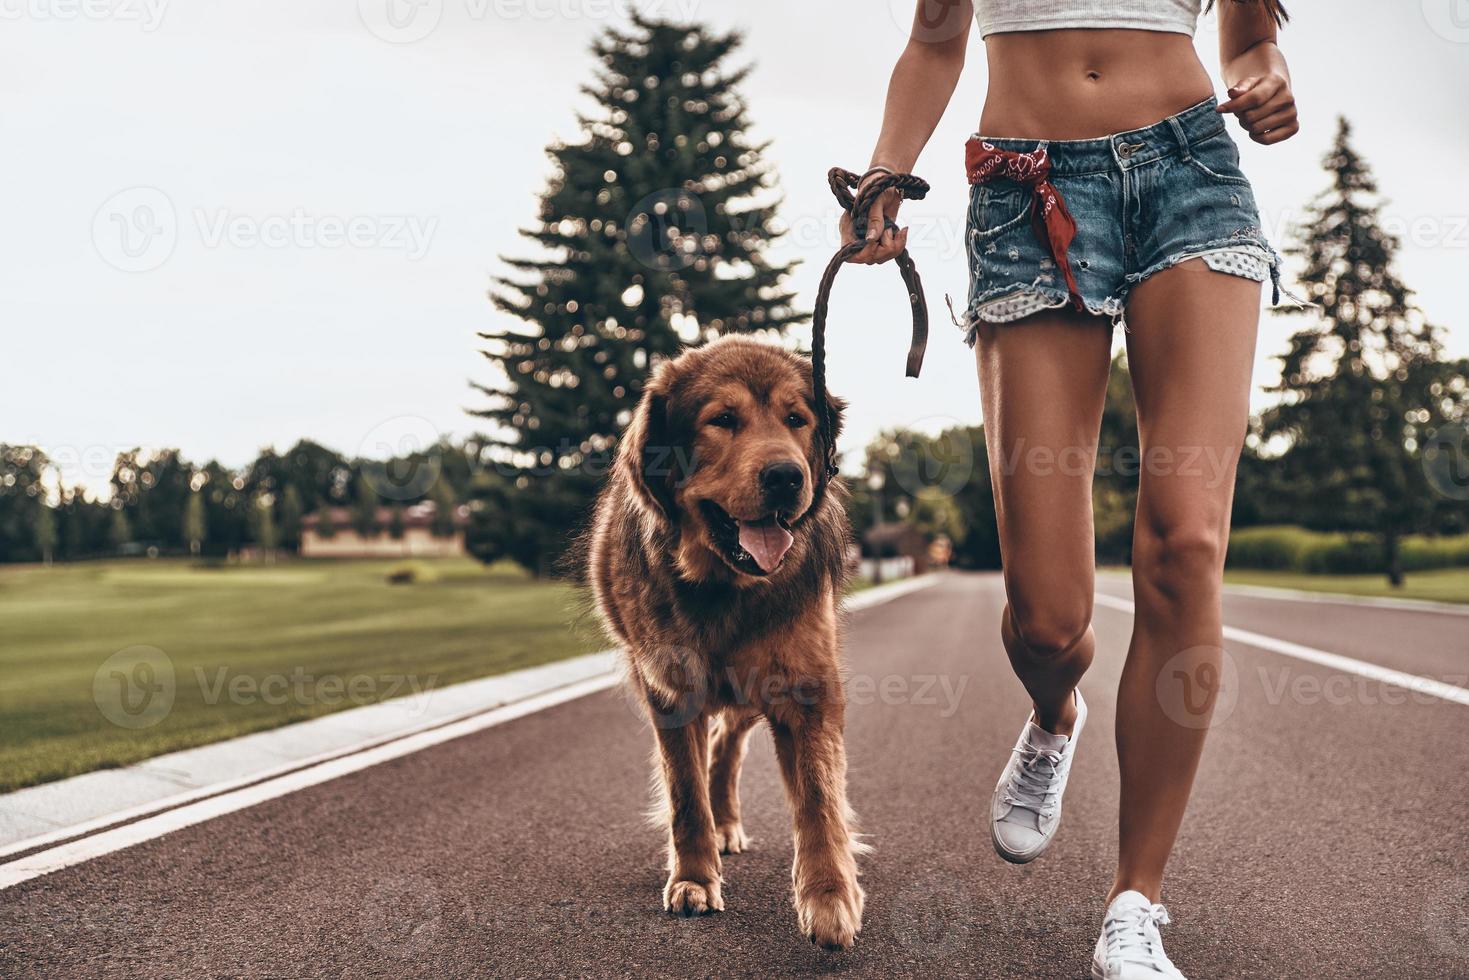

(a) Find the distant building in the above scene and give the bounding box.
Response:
[299,501,469,559]
[859,521,933,581]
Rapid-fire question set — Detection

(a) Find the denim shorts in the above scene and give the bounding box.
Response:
[958,96,1288,341]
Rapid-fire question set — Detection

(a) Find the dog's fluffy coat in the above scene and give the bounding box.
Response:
[587,337,866,950]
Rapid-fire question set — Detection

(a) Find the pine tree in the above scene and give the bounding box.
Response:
[1258,118,1469,585]
[351,474,379,540]
[278,485,304,551]
[468,13,806,575]
[183,490,207,556]
[34,502,56,566]
[108,507,132,553]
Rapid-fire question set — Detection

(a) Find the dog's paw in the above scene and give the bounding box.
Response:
[664,877,723,916]
[797,882,864,951]
[715,823,750,855]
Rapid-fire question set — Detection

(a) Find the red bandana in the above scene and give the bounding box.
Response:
[964,139,1083,310]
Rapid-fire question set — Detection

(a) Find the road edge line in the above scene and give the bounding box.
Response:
[1,573,938,889]
[1092,592,1469,707]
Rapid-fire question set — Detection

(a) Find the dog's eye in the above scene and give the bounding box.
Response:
[786,413,809,429]
[708,412,737,430]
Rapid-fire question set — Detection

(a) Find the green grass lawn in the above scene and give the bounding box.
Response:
[1221,566,1469,605]
[0,558,604,793]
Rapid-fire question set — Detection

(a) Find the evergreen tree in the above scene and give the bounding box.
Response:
[278,484,304,551]
[184,490,207,556]
[108,507,132,553]
[249,494,277,554]
[469,14,806,575]
[429,480,457,538]
[351,474,380,539]
[34,502,56,566]
[1257,118,1469,584]
[387,503,406,541]
[318,505,338,540]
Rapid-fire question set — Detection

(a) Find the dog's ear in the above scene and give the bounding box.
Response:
[618,362,680,523]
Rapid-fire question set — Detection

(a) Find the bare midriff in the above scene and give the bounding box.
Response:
[979,29,1215,140]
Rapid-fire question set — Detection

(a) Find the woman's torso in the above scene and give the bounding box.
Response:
[978,29,1215,140]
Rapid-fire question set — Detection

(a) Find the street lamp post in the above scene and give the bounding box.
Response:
[866,469,885,585]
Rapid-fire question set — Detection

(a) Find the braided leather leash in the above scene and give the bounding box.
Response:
[811,167,930,477]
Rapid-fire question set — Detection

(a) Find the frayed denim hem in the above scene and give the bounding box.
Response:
[1109,237,1312,329]
[955,280,1124,346]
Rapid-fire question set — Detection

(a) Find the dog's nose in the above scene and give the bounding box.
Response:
[760,461,804,502]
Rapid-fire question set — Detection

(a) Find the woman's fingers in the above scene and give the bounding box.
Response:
[1239,92,1293,128]
[865,196,887,244]
[1245,104,1296,136]
[1251,118,1299,145]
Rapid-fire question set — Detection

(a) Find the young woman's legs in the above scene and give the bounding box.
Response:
[1110,261,1261,903]
[972,310,1113,735]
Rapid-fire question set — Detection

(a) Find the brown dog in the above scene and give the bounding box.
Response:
[587,336,865,950]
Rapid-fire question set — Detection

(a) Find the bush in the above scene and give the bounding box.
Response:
[385,561,439,585]
[1227,525,1469,574]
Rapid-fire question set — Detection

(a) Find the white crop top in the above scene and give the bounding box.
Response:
[973,0,1203,38]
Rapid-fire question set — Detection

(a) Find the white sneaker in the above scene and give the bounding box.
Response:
[989,689,1087,864]
[1091,890,1188,979]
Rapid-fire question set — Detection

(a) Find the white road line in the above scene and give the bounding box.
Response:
[1092,592,1469,707]
[0,674,619,891]
[0,573,938,891]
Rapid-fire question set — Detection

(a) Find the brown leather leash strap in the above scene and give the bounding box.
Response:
[811,167,930,477]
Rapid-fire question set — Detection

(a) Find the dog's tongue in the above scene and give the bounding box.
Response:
[738,517,794,573]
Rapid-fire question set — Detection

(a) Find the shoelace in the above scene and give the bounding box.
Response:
[1104,903,1174,969]
[1003,745,1065,818]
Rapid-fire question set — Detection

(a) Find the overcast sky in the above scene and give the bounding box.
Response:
[3,0,1466,499]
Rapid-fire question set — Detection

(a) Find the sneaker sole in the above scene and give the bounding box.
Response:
[1089,961,1106,980]
[989,698,1088,865]
[988,791,1052,865]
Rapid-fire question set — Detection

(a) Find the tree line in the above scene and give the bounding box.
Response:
[5,16,1466,585]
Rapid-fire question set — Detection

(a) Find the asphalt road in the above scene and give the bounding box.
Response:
[2,573,1466,978]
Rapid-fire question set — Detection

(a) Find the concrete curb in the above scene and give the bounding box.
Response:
[0,573,939,860]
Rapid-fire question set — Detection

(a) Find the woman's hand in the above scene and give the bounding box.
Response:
[1216,73,1298,145]
[841,175,908,264]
